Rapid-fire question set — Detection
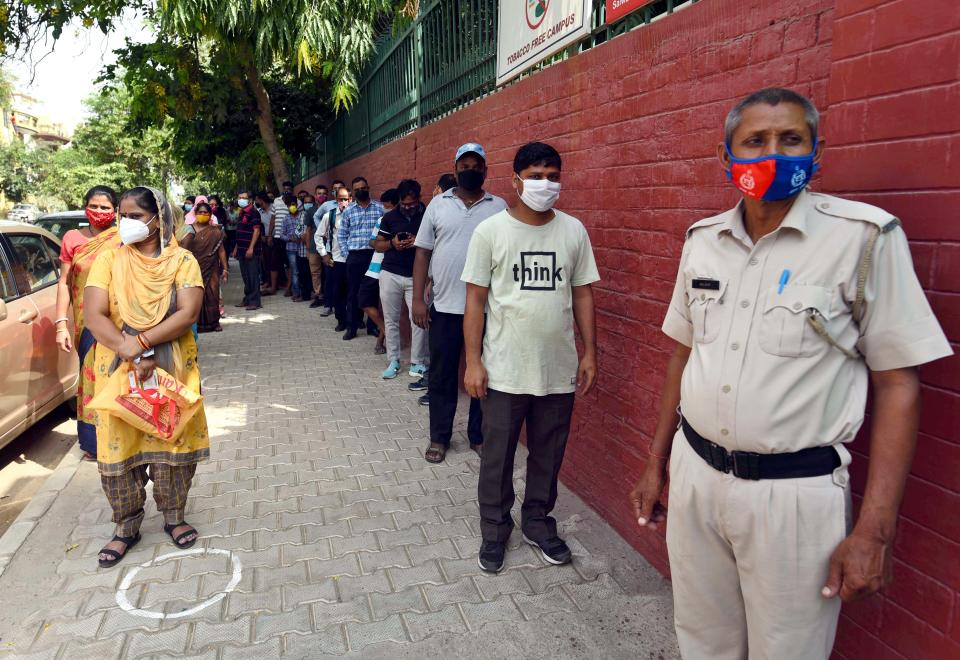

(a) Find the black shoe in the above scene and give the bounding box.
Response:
[523,534,572,565]
[309,299,323,308]
[320,308,334,317]
[334,322,347,332]
[417,394,430,406]
[343,329,358,340]
[478,540,506,573]
[408,377,428,392]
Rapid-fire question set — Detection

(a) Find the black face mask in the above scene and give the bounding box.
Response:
[354,189,370,203]
[457,169,485,192]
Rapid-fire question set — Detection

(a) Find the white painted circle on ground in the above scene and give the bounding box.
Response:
[115,548,242,619]
[200,372,258,390]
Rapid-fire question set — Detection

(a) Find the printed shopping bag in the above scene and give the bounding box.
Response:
[88,362,203,441]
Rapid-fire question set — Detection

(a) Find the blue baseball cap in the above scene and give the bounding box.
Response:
[455,142,486,163]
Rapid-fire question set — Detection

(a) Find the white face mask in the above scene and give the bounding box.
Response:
[118,215,157,246]
[518,178,561,212]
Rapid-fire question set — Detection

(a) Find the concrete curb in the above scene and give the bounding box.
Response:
[0,449,82,577]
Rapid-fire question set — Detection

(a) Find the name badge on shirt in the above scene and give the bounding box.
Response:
[691,278,721,290]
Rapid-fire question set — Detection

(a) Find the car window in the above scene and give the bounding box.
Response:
[7,234,59,293]
[0,246,17,302]
[43,237,62,271]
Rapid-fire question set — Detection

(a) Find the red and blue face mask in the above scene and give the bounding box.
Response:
[725,142,819,201]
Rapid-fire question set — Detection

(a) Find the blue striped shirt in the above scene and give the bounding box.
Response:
[338,201,384,257]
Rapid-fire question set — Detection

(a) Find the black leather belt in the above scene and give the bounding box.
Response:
[681,416,840,480]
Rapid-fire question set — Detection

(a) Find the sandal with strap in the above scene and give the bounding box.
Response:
[164,522,198,549]
[425,444,447,464]
[98,533,141,568]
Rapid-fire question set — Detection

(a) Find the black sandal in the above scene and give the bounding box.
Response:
[425,444,447,464]
[98,533,141,568]
[164,522,198,549]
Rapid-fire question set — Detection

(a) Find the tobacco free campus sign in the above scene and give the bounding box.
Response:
[496,0,592,85]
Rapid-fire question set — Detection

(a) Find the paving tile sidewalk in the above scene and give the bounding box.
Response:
[0,264,678,659]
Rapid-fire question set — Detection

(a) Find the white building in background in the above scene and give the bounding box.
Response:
[1,92,72,148]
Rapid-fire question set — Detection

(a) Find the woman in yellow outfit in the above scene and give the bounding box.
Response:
[84,186,209,568]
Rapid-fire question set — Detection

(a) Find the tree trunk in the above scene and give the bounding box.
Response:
[242,57,290,187]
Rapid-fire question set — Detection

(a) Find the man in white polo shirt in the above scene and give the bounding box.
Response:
[412,143,508,464]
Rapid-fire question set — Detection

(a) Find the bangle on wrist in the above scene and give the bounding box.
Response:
[55,317,70,326]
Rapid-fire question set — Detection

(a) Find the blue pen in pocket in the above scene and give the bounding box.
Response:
[778,269,791,294]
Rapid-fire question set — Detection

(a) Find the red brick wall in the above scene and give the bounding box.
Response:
[822,1,960,658]
[301,0,959,655]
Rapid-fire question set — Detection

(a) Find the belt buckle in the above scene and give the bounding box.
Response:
[707,442,729,473]
[731,451,761,480]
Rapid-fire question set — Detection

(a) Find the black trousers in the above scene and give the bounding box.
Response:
[478,388,576,543]
[270,238,287,273]
[238,254,261,307]
[296,256,313,300]
[324,260,348,322]
[225,230,237,258]
[345,250,374,331]
[428,307,483,446]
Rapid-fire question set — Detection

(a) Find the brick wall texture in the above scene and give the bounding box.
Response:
[299,0,960,655]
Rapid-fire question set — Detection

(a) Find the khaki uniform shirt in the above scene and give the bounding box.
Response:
[662,190,952,462]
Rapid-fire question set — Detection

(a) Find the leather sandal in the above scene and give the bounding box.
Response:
[425,444,447,464]
[97,533,141,568]
[164,522,198,549]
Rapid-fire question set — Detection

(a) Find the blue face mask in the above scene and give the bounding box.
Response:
[183,203,193,212]
[237,199,250,208]
[725,141,819,201]
[303,203,314,210]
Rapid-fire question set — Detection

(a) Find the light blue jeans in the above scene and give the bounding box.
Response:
[286,251,301,297]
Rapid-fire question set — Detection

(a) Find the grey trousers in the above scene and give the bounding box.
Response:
[478,388,576,543]
[379,270,429,365]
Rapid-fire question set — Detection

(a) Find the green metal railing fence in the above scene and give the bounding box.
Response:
[294,0,695,179]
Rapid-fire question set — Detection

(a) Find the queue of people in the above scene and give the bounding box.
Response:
[47,86,952,660]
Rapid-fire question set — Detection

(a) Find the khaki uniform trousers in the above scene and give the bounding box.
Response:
[666,429,850,660]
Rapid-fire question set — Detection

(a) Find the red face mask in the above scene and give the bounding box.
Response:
[86,207,115,229]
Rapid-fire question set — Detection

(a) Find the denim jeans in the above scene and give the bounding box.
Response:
[286,251,301,297]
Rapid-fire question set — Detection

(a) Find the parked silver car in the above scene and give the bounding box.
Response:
[7,204,41,224]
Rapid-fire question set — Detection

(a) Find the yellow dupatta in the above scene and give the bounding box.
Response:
[68,226,121,345]
[110,237,187,331]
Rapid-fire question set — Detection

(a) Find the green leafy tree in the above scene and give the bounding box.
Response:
[0,138,48,202]
[155,0,414,183]
[29,86,173,208]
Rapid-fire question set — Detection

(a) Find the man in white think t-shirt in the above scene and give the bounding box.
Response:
[461,142,600,574]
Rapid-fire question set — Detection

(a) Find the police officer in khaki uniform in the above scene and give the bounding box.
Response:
[629,88,952,660]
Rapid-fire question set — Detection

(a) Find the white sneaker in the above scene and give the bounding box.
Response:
[409,363,427,378]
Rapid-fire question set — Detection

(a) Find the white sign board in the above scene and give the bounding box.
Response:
[496,0,592,85]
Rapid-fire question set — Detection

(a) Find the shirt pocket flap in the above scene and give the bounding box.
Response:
[686,277,729,306]
[764,285,832,319]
